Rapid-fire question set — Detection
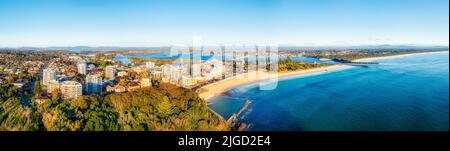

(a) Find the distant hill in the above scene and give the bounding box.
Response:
[1,44,448,52]
[0,46,171,53]
[279,44,449,50]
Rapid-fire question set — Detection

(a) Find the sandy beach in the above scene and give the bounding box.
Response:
[198,51,448,101]
[354,51,448,62]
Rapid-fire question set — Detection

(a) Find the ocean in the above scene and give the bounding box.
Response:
[208,52,449,131]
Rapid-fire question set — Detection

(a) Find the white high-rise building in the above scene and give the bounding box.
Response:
[105,66,116,80]
[47,80,60,94]
[161,65,171,82]
[191,63,201,78]
[170,65,182,84]
[85,74,102,94]
[77,62,87,75]
[42,68,57,86]
[60,81,82,99]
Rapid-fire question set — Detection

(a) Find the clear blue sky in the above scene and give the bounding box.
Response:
[0,0,448,47]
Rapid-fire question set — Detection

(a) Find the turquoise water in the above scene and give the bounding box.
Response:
[208,52,449,131]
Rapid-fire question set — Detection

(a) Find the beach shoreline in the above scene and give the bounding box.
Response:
[198,51,448,102]
[354,51,448,62]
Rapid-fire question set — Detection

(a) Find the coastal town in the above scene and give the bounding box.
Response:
[0,46,289,131]
[0,47,284,131]
[0,47,447,131]
[0,0,448,149]
[0,48,267,105]
[0,49,235,131]
[1,48,446,104]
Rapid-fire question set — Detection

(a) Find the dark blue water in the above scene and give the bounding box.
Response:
[208,52,449,131]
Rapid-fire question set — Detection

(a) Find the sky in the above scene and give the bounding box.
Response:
[0,0,448,47]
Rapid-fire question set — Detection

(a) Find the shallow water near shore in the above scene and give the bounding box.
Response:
[208,52,449,131]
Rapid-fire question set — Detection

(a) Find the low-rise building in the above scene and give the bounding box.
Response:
[126,81,141,91]
[132,66,146,73]
[106,85,126,93]
[34,95,50,105]
[117,71,128,77]
[140,78,152,87]
[180,76,198,88]
[151,70,163,79]
[12,83,24,88]
[145,62,155,69]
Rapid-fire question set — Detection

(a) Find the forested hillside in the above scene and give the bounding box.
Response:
[0,83,228,131]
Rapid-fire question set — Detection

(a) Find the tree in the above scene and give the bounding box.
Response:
[2,82,228,131]
[0,97,41,131]
[72,73,84,82]
[33,81,42,97]
[151,78,160,88]
[118,79,128,86]
[128,71,138,79]
[156,96,173,118]
[51,89,60,102]
[7,76,14,83]
[0,84,18,101]
[139,71,150,78]
[12,67,17,75]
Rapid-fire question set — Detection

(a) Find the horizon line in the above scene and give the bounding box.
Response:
[1,44,449,49]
